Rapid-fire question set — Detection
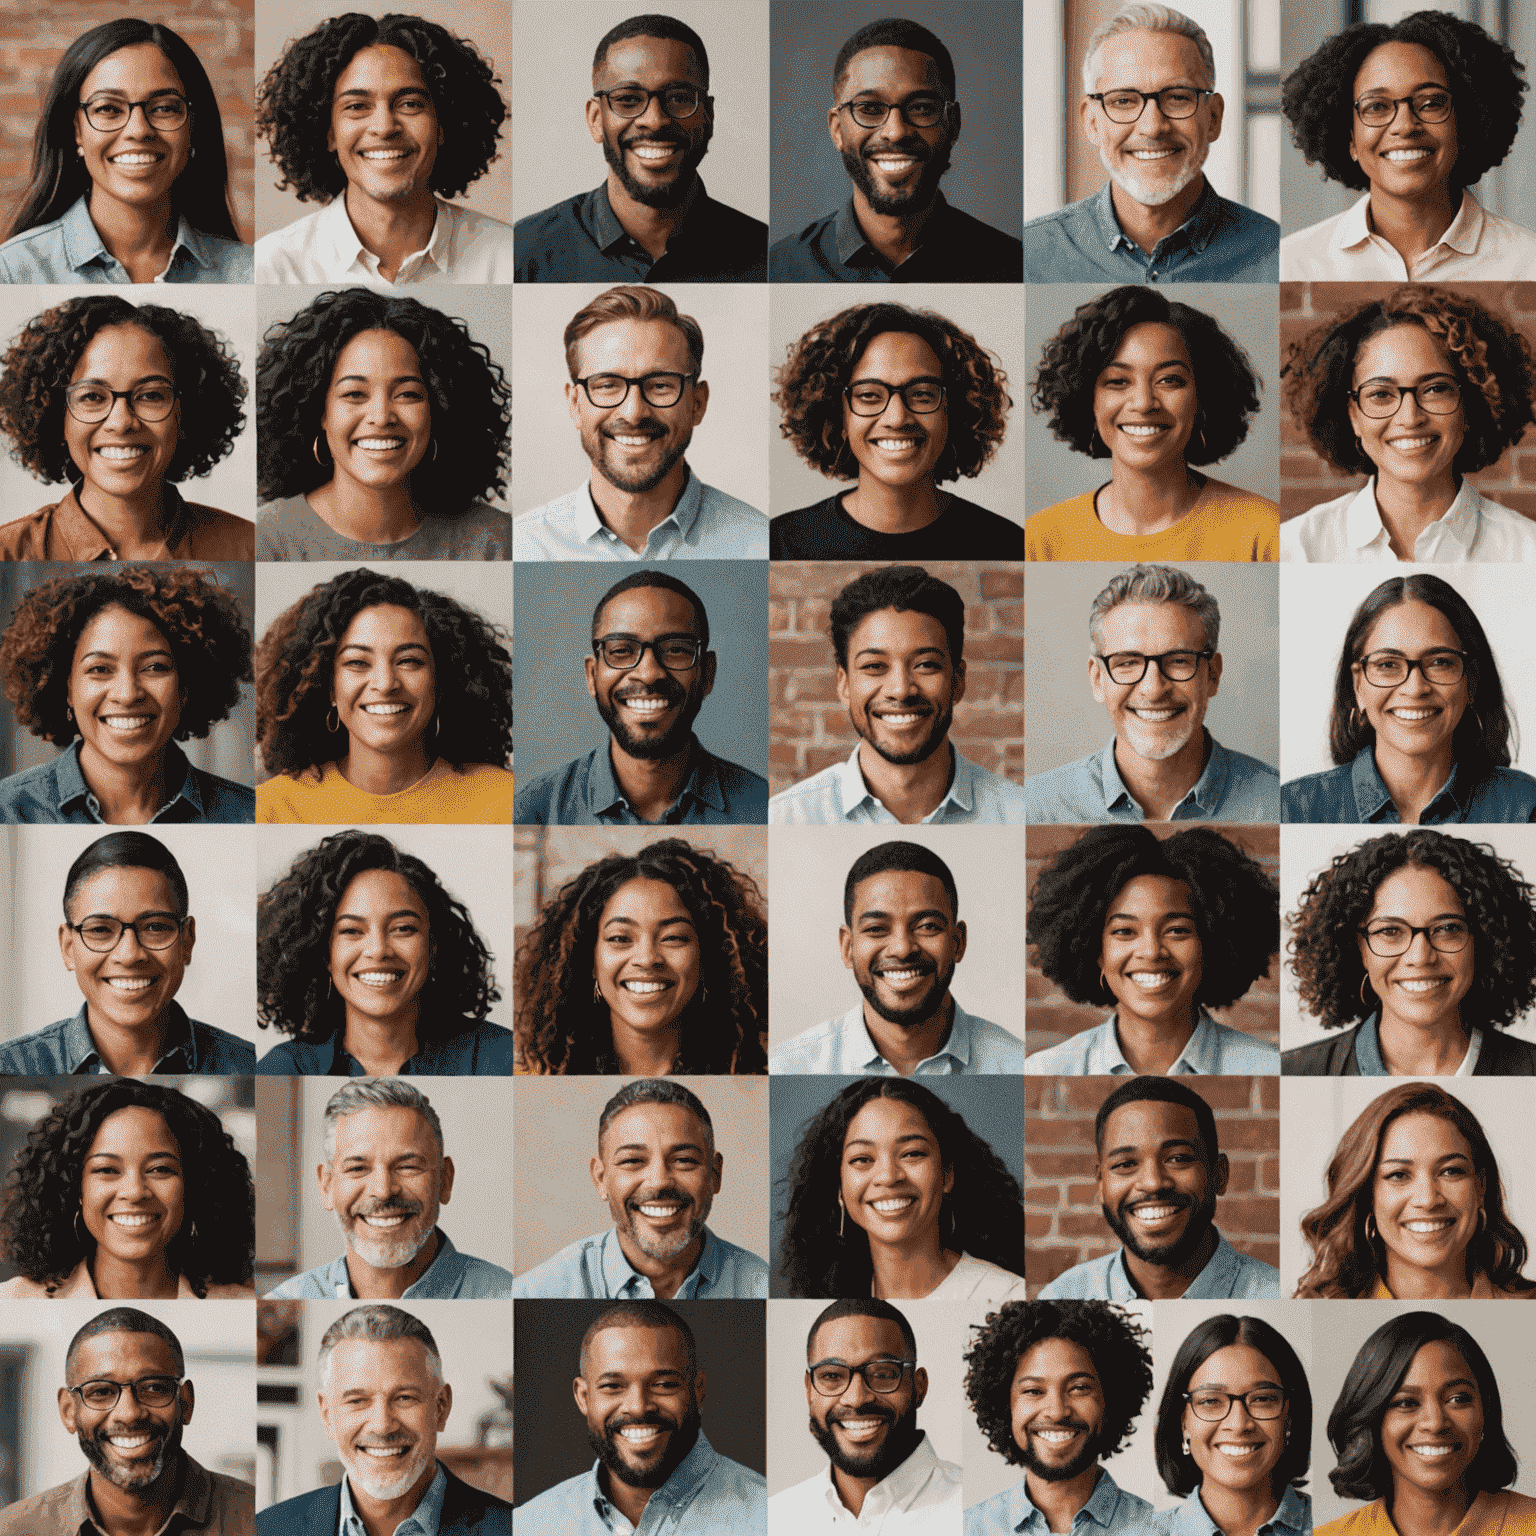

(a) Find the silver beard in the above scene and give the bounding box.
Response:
[344,1439,434,1500]
[336,1204,437,1270]
[1098,140,1206,208]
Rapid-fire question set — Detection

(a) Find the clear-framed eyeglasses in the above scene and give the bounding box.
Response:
[1086,86,1213,122]
[69,1376,185,1411]
[592,86,704,120]
[78,91,190,133]
[808,1359,915,1396]
[64,381,178,424]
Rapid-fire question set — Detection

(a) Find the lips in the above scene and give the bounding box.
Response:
[1393,977,1449,994]
[619,977,673,994]
[1383,148,1434,162]
[867,1196,917,1215]
[105,976,156,994]
[1214,1442,1265,1459]
[354,1200,421,1229]
[1124,1196,1190,1229]
[1119,423,1170,438]
[1400,1217,1456,1234]
[95,444,151,463]
[357,1440,413,1458]
[1128,146,1180,161]
[360,702,411,716]
[1126,969,1178,991]
[353,968,406,987]
[107,1211,158,1228]
[359,148,413,162]
[1409,1443,1458,1458]
[1033,1425,1085,1446]
[609,1414,676,1453]
[353,436,406,454]
[830,1411,892,1443]
[623,135,685,170]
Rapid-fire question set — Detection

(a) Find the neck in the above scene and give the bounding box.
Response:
[1110,730,1209,820]
[604,169,699,260]
[607,736,694,822]
[1108,174,1206,253]
[1387,1477,1475,1536]
[859,993,955,1076]
[1375,1008,1469,1076]
[83,1004,170,1075]
[855,738,955,824]
[600,1462,660,1529]
[306,476,421,547]
[344,1228,441,1299]
[1025,1465,1103,1536]
[609,1016,681,1077]
[87,1452,183,1536]
[1111,1005,1199,1074]
[867,1234,961,1300]
[1366,182,1459,263]
[75,479,170,558]
[1095,461,1202,538]
[346,1461,438,1536]
[1370,472,1460,560]
[588,461,691,553]
[849,186,938,266]
[1381,1248,1476,1301]
[1122,1224,1217,1299]
[1194,1478,1282,1536]
[89,1245,180,1300]
[85,186,177,282]
[1370,739,1456,825]
[338,738,433,798]
[841,478,945,536]
[341,1009,420,1074]
[612,1225,704,1300]
[75,740,171,825]
[342,184,438,282]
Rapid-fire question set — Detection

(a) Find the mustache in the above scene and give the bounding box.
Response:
[349,1197,424,1218]
[864,137,931,162]
[607,1411,680,1434]
[626,1187,691,1210]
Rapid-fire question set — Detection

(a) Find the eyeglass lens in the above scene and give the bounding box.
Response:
[76,1377,181,1409]
[1186,1390,1286,1422]
[846,98,945,128]
[597,638,701,670]
[1355,90,1452,125]
[845,381,945,416]
[1097,87,1204,121]
[82,95,188,131]
[1101,651,1205,684]
[1362,919,1471,957]
[1360,652,1464,686]
[1353,380,1460,418]
[65,384,177,423]
[602,87,701,119]
[810,1362,908,1395]
[74,917,184,952]
[582,374,688,408]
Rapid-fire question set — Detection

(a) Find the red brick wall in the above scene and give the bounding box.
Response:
[1024,1074,1281,1295]
[0,2,255,246]
[1279,281,1536,522]
[1024,823,1280,1053]
[767,561,1024,797]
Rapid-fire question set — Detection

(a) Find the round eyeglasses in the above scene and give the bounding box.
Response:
[1183,1389,1287,1423]
[575,373,694,409]
[1359,918,1471,958]
[1096,649,1214,685]
[593,637,703,671]
[809,1359,914,1396]
[837,96,949,130]
[67,915,188,953]
[69,1376,185,1411]
[1357,650,1465,688]
[79,92,189,133]
[1349,379,1460,418]
[844,379,946,417]
[1353,89,1452,127]
[1087,87,1213,122]
[64,382,178,424]
[593,86,703,120]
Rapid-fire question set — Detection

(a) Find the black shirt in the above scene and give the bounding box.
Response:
[769,194,1022,283]
[771,491,1023,560]
[514,178,766,281]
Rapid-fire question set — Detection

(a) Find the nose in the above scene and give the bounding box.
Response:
[369,101,401,136]
[1402,926,1437,964]
[839,1370,875,1409]
[1221,1396,1258,1431]
[629,643,667,684]
[877,389,920,428]
[1132,1160,1168,1194]
[364,1395,399,1435]
[111,923,149,962]
[365,1161,396,1199]
[635,91,670,132]
[1394,387,1430,426]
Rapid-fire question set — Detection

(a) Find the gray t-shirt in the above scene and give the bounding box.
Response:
[256,496,511,560]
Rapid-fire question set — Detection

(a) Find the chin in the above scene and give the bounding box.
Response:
[1102,151,1204,208]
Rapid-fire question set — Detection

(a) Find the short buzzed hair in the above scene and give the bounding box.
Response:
[592,571,710,650]
[323,1078,445,1165]
[598,1079,714,1158]
[318,1305,443,1392]
[833,18,955,98]
[593,13,709,87]
[829,565,965,672]
[580,1300,698,1378]
[565,285,705,382]
[67,1308,184,1380]
[1093,1076,1219,1164]
[807,1297,917,1360]
[844,840,959,926]
[1088,564,1221,653]
[1082,3,1216,93]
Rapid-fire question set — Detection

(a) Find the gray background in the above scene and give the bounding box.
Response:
[1025,562,1279,776]
[768,0,1023,243]
[512,560,768,787]
[1024,283,1281,514]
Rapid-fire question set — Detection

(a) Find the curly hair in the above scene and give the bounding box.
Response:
[257,12,505,204]
[254,568,512,777]
[257,829,498,1042]
[1281,12,1526,194]
[0,295,245,485]
[963,1300,1152,1466]
[0,1080,253,1294]
[256,288,510,509]
[1282,287,1535,477]
[0,567,251,746]
[774,303,1010,483]
[1296,1082,1533,1299]
[514,838,767,1075]
[1027,826,1279,1011]
[1288,829,1536,1033]
[777,1078,1023,1298]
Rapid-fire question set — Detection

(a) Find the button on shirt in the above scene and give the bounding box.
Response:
[770,195,1022,283]
[1282,746,1536,824]
[965,1470,1154,1536]
[0,1002,254,1075]
[341,1464,446,1536]
[771,1001,1024,1075]
[1024,1009,1279,1076]
[514,471,768,560]
[266,1233,512,1300]
[1280,477,1536,562]
[769,1433,961,1534]
[253,1017,517,1075]
[770,745,1026,825]
[516,1432,765,1536]
[1038,1229,1281,1300]
[513,1226,769,1299]
[0,1456,254,1536]
[0,740,253,825]
[0,194,252,283]
[514,738,768,825]
[1023,181,1278,283]
[1351,1013,1482,1078]
[514,180,767,282]
[1024,735,1280,823]
[0,483,254,562]
[1152,1483,1311,1536]
[256,194,515,284]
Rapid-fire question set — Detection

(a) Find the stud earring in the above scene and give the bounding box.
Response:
[66,705,74,722]
[1181,1432,1190,1457]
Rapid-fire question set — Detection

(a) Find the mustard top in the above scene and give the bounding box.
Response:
[256,759,514,824]
[1316,1491,1536,1536]
[1026,476,1279,561]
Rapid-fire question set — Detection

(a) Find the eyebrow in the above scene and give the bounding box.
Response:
[333,373,426,388]
[1358,79,1445,94]
[335,86,432,101]
[334,908,423,923]
[601,914,695,929]
[1355,371,1458,385]
[83,86,183,98]
[72,373,175,389]
[1104,1137,1201,1158]
[79,907,180,921]
[78,646,174,661]
[1103,358,1192,372]
[852,645,947,662]
[1366,910,1463,922]
[1192,1375,1282,1390]
[1016,1370,1099,1384]
[844,1132,933,1150]
[1105,908,1196,922]
[1379,1153,1468,1166]
[613,1139,705,1155]
[594,630,699,643]
[856,907,948,923]
[336,641,430,655]
[87,1146,181,1160]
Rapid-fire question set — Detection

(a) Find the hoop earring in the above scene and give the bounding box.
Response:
[430,437,439,462]
[1192,414,1208,460]
[1365,1212,1378,1243]
[426,712,440,751]
[1099,968,1115,1003]
[1089,427,1108,459]
[593,978,603,1004]
[1354,434,1365,459]
[1477,1207,1487,1237]
[313,433,331,467]
[838,1201,845,1239]
[1349,705,1367,734]
[1360,975,1375,1010]
[325,705,340,734]
[74,1207,86,1246]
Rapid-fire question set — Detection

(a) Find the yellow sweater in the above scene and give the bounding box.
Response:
[1025,476,1279,561]
[1317,1492,1536,1536]
[256,759,514,824]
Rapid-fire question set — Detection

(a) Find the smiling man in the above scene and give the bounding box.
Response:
[1024,3,1277,282]
[264,1079,513,1300]
[961,1300,1155,1536]
[770,841,1022,1075]
[516,15,767,281]
[771,566,1024,824]
[516,286,766,560]
[515,1301,766,1534]
[0,1308,254,1536]
[1040,1078,1280,1301]
[1024,565,1279,823]
[515,1079,768,1299]
[514,571,767,825]
[772,18,1021,281]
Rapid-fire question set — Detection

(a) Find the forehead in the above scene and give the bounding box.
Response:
[337,602,431,650]
[1099,600,1206,651]
[1095,28,1207,90]
[810,1313,908,1363]
[335,867,428,920]
[1191,1342,1279,1386]
[74,602,172,658]
[72,324,174,384]
[81,43,185,99]
[841,45,943,98]
[69,865,179,918]
[575,318,692,380]
[844,1095,937,1148]
[1360,598,1461,653]
[1367,863,1464,918]
[598,875,691,926]
[597,35,705,89]
[71,1330,178,1383]
[1354,324,1454,382]
[584,1322,690,1376]
[334,44,430,100]
[1105,322,1192,372]
[602,1100,706,1152]
[1016,1336,1100,1381]
[1379,1110,1473,1161]
[1106,873,1195,921]
[850,868,953,922]
[88,1105,178,1156]
[846,606,950,659]
[332,1103,437,1158]
[852,331,944,382]
[595,585,702,638]
[327,1336,436,1391]
[1101,1097,1203,1152]
[330,329,423,385]
[1354,40,1449,96]
[1399,1339,1475,1390]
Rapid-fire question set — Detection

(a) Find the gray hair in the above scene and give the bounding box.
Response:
[1089,564,1221,653]
[1082,3,1216,94]
[598,1078,715,1159]
[318,1305,443,1392]
[323,1078,445,1166]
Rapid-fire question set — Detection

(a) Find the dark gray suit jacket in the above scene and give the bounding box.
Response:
[256,1466,511,1536]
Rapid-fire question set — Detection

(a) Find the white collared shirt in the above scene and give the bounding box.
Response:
[1280,476,1536,562]
[769,1434,961,1534]
[257,193,515,284]
[1281,189,1536,280]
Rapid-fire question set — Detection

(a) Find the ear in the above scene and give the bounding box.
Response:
[584,653,599,700]
[181,915,196,966]
[586,96,605,146]
[839,924,854,971]
[951,656,967,705]
[1089,655,1109,705]
[1206,651,1223,698]
[1206,91,1225,143]
[700,651,716,699]
[828,105,846,151]
[836,665,851,708]
[438,1154,455,1206]
[1081,95,1105,147]
[946,101,962,147]
[694,1369,707,1409]
[913,1366,929,1407]
[1213,1152,1230,1197]
[573,1375,590,1415]
[942,1163,954,1196]
[691,379,709,427]
[710,1151,723,1195]
[318,1161,336,1212]
[180,1380,195,1426]
[58,1386,78,1435]
[590,1154,607,1199]
[434,1381,452,1432]
[567,381,585,431]
[318,1389,334,1438]
[952,919,967,965]
[59,923,76,974]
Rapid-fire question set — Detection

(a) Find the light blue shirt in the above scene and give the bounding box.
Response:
[770,744,1026,825]
[514,1432,765,1536]
[966,1470,1155,1536]
[512,1226,769,1299]
[0,194,252,283]
[1025,735,1280,823]
[264,1232,512,1299]
[771,1000,1024,1075]
[340,1464,446,1536]
[1282,745,1536,824]
[1039,1230,1280,1301]
[1025,1009,1279,1075]
[1151,1484,1311,1536]
[514,470,767,560]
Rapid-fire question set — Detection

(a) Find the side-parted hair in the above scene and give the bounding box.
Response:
[1088,564,1220,654]
[830,566,965,672]
[64,832,189,918]
[67,1307,184,1380]
[1094,1076,1219,1162]
[323,1079,445,1165]
[581,1299,698,1377]
[1082,3,1215,93]
[808,1296,917,1359]
[319,1305,442,1390]
[833,18,955,98]
[565,285,704,381]
[593,14,709,87]
[844,840,959,926]
[598,1079,714,1157]
[592,571,710,649]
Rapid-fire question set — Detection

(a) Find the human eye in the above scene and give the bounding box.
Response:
[1381,1167,1409,1182]
[1156,370,1190,388]
[78,920,120,944]
[73,386,111,408]
[1103,91,1141,113]
[1422,379,1457,399]
[1099,373,1131,390]
[607,88,648,112]
[1190,1390,1228,1412]
[139,918,180,941]
[1249,1390,1284,1412]
[850,385,887,408]
[1163,88,1198,109]
[1166,1151,1195,1166]
[88,98,129,125]
[1369,922,1407,943]
[1361,385,1400,408]
[396,92,432,113]
[1388,1394,1418,1413]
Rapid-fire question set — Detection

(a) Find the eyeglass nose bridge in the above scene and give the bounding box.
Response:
[1360,921,1470,957]
[594,638,701,671]
[1359,653,1465,686]
[810,1360,912,1396]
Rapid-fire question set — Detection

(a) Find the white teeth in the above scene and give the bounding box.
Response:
[1133,1205,1178,1221]
[103,715,152,730]
[1411,1444,1455,1457]
[1385,149,1433,160]
[631,145,677,161]
[109,1434,153,1448]
[355,971,404,987]
[1035,1429,1078,1443]
[1130,148,1178,159]
[878,712,923,724]
[871,1198,916,1213]
[354,437,405,451]
[362,1213,410,1227]
[879,969,924,982]
[621,979,669,994]
[1388,707,1437,720]
[873,438,921,450]
[108,154,160,166]
[611,434,659,446]
[361,703,410,714]
[106,977,154,992]
[108,1212,155,1226]
[622,697,670,712]
[1403,1219,1455,1233]
[1397,978,1448,993]
[1389,436,1435,449]
[873,157,916,170]
[1120,423,1167,436]
[1129,972,1175,988]
[1130,707,1179,720]
[360,149,411,160]
[638,1203,683,1218]
[1216,1444,1263,1458]
[361,1444,409,1456]
[97,445,149,460]
[619,1425,663,1442]
[836,1418,886,1441]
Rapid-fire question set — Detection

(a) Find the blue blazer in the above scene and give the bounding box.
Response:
[257,1467,512,1536]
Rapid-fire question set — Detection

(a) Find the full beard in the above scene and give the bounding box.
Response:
[603,131,710,209]
[859,959,956,1029]
[1019,1423,1107,1483]
[841,138,951,217]
[1098,140,1206,208]
[345,1438,434,1500]
[810,1401,923,1481]
[619,1191,706,1263]
[857,699,953,767]
[590,1402,702,1489]
[79,1415,181,1494]
[597,685,703,761]
[584,421,691,496]
[1104,1187,1216,1266]
[338,1203,436,1271]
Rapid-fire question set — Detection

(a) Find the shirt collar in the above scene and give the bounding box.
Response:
[1093,177,1219,253]
[341,1462,446,1536]
[64,999,197,1073]
[1349,745,1463,821]
[1336,189,1483,256]
[832,742,966,819]
[587,1432,720,1520]
[1012,1469,1125,1531]
[1099,732,1226,815]
[1092,1009,1222,1073]
[1166,1483,1308,1536]
[584,737,727,818]
[1343,476,1483,556]
[54,738,200,820]
[600,1226,722,1297]
[43,483,196,563]
[589,178,715,255]
[833,1000,973,1072]
[73,1454,207,1532]
[833,193,954,264]
[318,192,449,277]
[323,1232,460,1298]
[822,1431,940,1515]
[578,468,702,546]
[59,195,212,277]
[1109,1228,1238,1298]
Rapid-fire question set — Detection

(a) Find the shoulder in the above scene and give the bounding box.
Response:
[964,1484,1016,1531]
[190,769,257,824]
[1022,751,1103,822]
[0,1479,87,1535]
[1470,207,1536,273]
[0,757,68,821]
[1476,1028,1536,1074]
[450,203,514,237]
[258,1483,335,1534]
[254,1037,324,1075]
[201,1278,258,1299]
[1280,211,1351,278]
[0,214,74,279]
[1282,1028,1356,1076]
[0,501,64,559]
[1280,493,1356,560]
[180,503,255,560]
[262,1264,329,1298]
[769,1015,848,1074]
[961,1013,1027,1070]
[1199,478,1280,516]
[943,1252,1029,1302]
[443,1016,517,1075]
[708,1232,771,1296]
[1230,1247,1283,1295]
[941,497,1025,556]
[1208,1020,1281,1071]
[513,194,593,280]
[1037,1253,1113,1298]
[0,1016,75,1073]
[693,480,769,533]
[513,194,585,242]
[705,751,768,794]
[699,195,768,241]
[255,208,329,280]
[1480,766,1536,814]
[199,1462,257,1515]
[1025,493,1098,559]
[190,1019,257,1071]
[514,1468,594,1521]
[940,204,1023,255]
[770,499,843,559]
[1023,193,1096,234]
[769,212,837,259]
[442,1464,514,1516]
[769,763,844,824]
[0,1273,55,1298]
[421,502,512,560]
[1281,763,1354,822]
[1024,1027,1099,1075]
[256,767,325,821]
[1212,193,1281,237]
[1313,1502,1387,1536]
[512,755,589,823]
[512,1232,604,1298]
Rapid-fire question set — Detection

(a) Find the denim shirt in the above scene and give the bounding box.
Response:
[770,744,1027,825]
[770,1000,1025,1075]
[1038,1230,1281,1300]
[0,194,252,283]
[266,1232,512,1300]
[1282,746,1536,823]
[513,1226,769,1299]
[1023,180,1278,282]
[0,741,254,824]
[341,1464,446,1536]
[1024,1009,1279,1075]
[253,1018,516,1075]
[0,1002,254,1075]
[1151,1484,1310,1536]
[966,1470,1155,1536]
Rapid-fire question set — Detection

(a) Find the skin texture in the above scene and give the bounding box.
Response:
[1373,1112,1485,1298]
[1348,327,1465,510]
[1180,1343,1288,1528]
[1379,1341,1483,1528]
[837,607,963,774]
[79,1106,185,1298]
[1349,43,1458,217]
[1013,1336,1108,1496]
[1097,873,1204,1069]
[1093,322,1198,485]
[330,604,438,796]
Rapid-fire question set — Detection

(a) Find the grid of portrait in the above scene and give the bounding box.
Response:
[1,3,1535,1536]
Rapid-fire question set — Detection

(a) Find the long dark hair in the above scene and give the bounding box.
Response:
[4,19,237,243]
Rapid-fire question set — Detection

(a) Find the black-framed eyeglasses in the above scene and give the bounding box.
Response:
[835,96,951,130]
[593,86,705,120]
[575,373,695,409]
[1356,650,1466,687]
[1353,89,1452,127]
[593,636,703,672]
[1086,86,1213,122]
[844,377,946,417]
[69,1376,185,1411]
[809,1359,915,1396]
[1349,378,1460,418]
[1096,648,1214,685]
[64,381,178,424]
[78,92,190,133]
[1184,1388,1287,1422]
[1359,918,1471,957]
[66,915,188,953]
